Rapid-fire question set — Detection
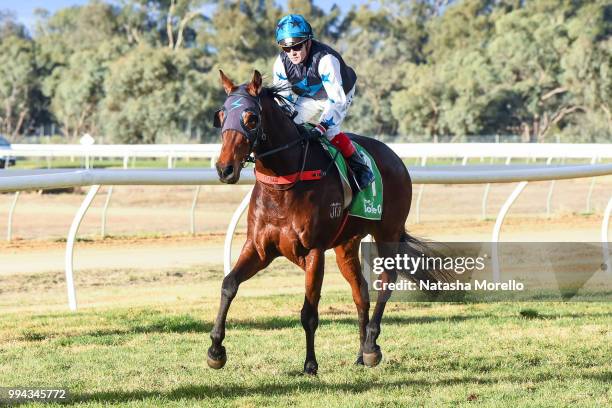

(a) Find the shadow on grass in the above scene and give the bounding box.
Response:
[26,311,612,343]
[28,314,491,343]
[70,367,612,403]
[580,372,612,382]
[68,368,612,404]
[68,376,498,404]
[78,314,492,338]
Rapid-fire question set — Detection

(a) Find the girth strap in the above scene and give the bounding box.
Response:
[255,169,323,185]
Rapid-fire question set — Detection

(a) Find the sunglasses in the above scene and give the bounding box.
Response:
[281,42,305,53]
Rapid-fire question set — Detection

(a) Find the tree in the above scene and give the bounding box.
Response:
[51,41,124,139]
[34,1,129,137]
[101,45,215,143]
[286,0,342,44]
[0,10,28,39]
[1,0,608,142]
[200,0,281,64]
[391,0,607,141]
[487,2,581,141]
[560,0,611,141]
[0,36,37,137]
[391,62,453,140]
[117,0,208,49]
[341,1,431,137]
[424,0,498,64]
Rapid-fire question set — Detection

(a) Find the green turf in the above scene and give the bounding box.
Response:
[0,264,610,407]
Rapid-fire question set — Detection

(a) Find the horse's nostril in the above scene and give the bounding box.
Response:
[217,164,234,180]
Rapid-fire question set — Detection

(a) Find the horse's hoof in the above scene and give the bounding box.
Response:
[207,346,227,369]
[303,361,318,375]
[355,355,364,365]
[362,349,382,367]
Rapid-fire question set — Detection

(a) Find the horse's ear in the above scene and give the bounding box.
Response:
[219,70,235,95]
[247,70,263,97]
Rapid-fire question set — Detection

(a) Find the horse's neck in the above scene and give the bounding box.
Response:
[255,105,304,176]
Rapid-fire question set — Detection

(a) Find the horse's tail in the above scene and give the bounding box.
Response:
[398,231,454,288]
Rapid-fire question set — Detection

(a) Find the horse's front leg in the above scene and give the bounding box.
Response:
[301,248,325,375]
[208,239,274,369]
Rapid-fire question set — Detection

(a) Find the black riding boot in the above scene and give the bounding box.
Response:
[347,151,375,191]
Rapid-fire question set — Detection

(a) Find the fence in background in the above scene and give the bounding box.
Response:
[2,143,612,167]
[1,164,611,311]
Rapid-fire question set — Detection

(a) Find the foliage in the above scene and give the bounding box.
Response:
[100,45,213,143]
[341,1,429,136]
[390,0,610,142]
[51,42,124,139]
[0,35,38,136]
[0,0,609,142]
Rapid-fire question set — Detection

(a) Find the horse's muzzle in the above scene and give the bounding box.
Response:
[216,163,238,184]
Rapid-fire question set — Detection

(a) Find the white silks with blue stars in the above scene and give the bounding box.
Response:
[273,54,355,139]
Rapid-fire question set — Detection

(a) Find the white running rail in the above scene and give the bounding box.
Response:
[1,164,611,310]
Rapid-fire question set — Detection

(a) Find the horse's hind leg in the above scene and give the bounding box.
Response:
[208,239,274,369]
[334,236,370,365]
[362,230,402,367]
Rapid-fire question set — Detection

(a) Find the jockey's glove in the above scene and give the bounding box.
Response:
[309,123,327,140]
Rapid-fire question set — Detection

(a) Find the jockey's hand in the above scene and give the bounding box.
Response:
[309,123,327,140]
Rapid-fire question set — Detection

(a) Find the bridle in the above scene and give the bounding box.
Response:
[213,87,311,167]
[213,88,266,165]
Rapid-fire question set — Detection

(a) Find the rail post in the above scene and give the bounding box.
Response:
[492,181,528,283]
[7,191,20,241]
[65,185,100,311]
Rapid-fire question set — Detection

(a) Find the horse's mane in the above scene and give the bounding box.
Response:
[261,82,295,116]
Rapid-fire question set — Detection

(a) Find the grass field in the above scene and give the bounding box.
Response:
[1,257,610,407]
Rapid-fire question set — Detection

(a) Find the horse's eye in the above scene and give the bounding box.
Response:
[243,112,259,130]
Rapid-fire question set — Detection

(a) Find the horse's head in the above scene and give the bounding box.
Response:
[213,70,264,184]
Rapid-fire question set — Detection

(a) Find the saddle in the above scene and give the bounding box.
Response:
[298,123,383,220]
[297,123,353,205]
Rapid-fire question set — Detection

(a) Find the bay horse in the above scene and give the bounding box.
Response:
[208,69,433,374]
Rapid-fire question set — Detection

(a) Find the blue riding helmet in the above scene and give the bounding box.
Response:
[275,14,313,47]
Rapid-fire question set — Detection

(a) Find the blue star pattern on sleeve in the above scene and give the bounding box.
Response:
[320,73,331,83]
[321,117,336,128]
[276,72,287,81]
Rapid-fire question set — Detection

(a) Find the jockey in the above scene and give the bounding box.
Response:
[273,14,375,191]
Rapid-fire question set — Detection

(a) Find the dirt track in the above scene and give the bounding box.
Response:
[1,177,610,276]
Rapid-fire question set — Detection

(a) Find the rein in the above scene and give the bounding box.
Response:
[244,94,327,188]
[215,86,336,188]
[244,129,309,165]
